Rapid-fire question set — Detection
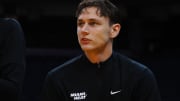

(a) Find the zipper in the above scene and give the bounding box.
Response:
[97,62,101,68]
[97,62,102,101]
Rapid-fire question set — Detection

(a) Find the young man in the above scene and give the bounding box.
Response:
[42,0,161,101]
[0,18,26,101]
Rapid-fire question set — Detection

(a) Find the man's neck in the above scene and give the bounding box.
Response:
[84,48,113,64]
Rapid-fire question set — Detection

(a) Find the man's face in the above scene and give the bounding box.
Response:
[77,7,113,52]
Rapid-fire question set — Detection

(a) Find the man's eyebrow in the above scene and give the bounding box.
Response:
[78,18,100,22]
[77,19,83,22]
[88,18,99,21]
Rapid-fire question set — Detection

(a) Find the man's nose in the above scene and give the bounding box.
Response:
[81,24,89,34]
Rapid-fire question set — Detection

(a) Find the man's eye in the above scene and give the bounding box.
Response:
[89,22,97,25]
[77,22,84,26]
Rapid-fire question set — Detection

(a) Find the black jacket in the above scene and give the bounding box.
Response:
[0,18,25,101]
[42,52,161,101]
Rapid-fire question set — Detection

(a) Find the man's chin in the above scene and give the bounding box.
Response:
[81,46,94,52]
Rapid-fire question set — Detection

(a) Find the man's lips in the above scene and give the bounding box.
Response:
[81,38,91,44]
[81,38,91,41]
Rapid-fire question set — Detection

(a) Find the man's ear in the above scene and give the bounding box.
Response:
[110,23,121,38]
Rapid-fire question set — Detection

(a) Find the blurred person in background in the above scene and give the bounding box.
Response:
[0,2,26,100]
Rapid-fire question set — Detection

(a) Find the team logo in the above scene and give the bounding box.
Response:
[70,92,87,100]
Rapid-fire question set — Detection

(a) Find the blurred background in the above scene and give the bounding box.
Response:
[0,0,180,101]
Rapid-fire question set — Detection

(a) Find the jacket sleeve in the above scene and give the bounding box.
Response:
[0,18,25,101]
[132,68,161,101]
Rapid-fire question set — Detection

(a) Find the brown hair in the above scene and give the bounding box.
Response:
[75,0,122,25]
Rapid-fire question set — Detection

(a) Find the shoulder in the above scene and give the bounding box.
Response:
[0,18,23,34]
[46,55,83,79]
[114,52,153,77]
[0,18,19,26]
[114,52,157,88]
[114,52,147,69]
